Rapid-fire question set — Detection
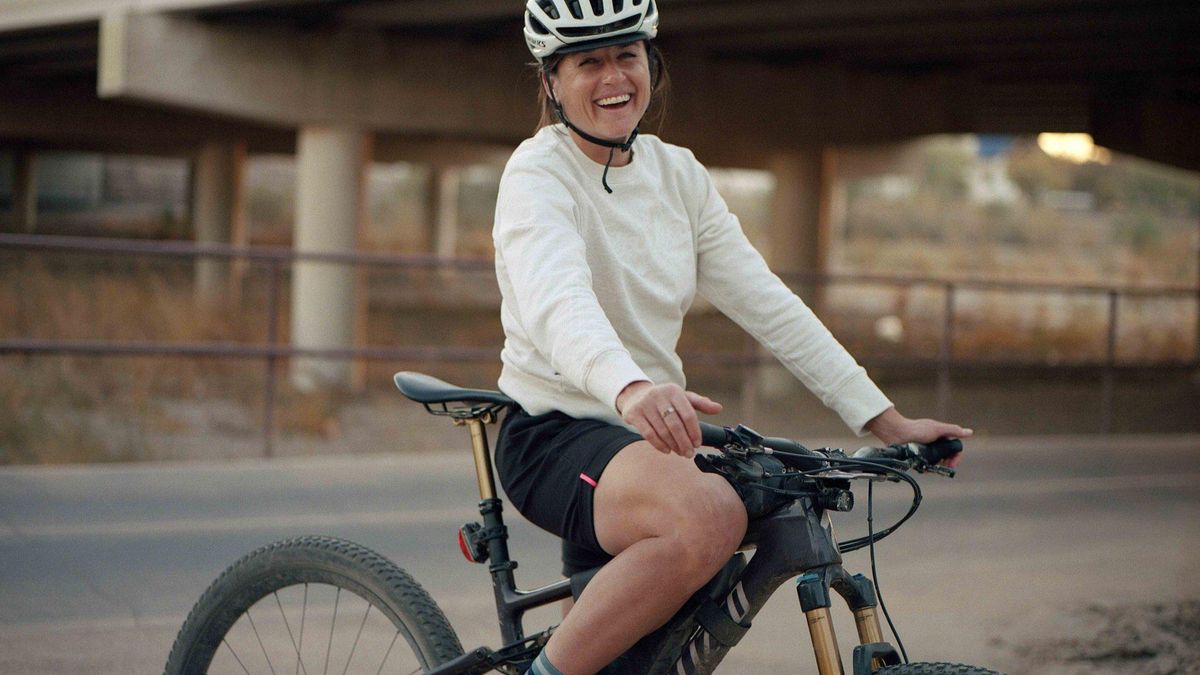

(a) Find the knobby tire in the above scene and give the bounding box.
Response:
[164,535,463,674]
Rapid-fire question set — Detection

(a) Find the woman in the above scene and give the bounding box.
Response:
[493,2,972,674]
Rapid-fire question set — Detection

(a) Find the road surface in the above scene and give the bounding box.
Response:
[1,434,1198,673]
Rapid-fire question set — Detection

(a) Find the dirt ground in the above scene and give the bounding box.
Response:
[1004,601,1200,674]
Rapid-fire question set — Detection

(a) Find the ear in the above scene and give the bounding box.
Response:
[540,71,557,102]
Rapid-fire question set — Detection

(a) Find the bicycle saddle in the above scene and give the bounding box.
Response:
[393,371,515,407]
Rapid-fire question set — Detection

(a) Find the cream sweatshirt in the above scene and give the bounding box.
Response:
[493,125,892,434]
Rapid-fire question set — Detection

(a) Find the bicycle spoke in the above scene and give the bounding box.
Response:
[222,637,253,675]
[323,587,341,675]
[296,584,308,675]
[373,630,402,675]
[339,603,372,675]
[273,591,310,675]
[246,609,279,675]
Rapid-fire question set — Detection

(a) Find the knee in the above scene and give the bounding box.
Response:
[669,480,747,577]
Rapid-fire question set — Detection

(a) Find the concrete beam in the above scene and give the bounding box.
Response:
[98,11,534,139]
[0,81,293,156]
[0,0,325,33]
[1091,94,1200,173]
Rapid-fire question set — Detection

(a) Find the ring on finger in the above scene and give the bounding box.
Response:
[659,406,676,418]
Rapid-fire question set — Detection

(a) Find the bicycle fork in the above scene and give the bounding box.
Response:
[797,566,901,675]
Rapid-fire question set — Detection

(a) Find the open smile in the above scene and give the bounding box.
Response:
[595,93,633,109]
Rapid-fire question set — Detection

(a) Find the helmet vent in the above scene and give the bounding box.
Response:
[613,0,624,11]
[559,14,641,37]
[588,0,604,16]
[566,0,584,20]
[529,16,550,35]
[535,0,561,20]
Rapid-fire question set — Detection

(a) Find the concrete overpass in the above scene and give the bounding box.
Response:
[2,0,1198,387]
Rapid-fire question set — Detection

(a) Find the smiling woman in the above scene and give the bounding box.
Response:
[490,1,973,673]
[528,0,668,193]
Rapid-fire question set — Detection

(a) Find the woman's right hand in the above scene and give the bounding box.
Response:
[615,381,723,458]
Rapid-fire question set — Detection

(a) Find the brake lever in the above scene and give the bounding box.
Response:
[909,453,956,477]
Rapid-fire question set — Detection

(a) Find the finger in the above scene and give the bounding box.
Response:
[659,405,695,457]
[928,420,973,439]
[629,411,670,454]
[643,410,676,455]
[675,401,702,448]
[685,391,723,415]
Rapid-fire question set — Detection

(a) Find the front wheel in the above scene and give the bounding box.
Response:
[165,536,464,674]
[875,663,1005,674]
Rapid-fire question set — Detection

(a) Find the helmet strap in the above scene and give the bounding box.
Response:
[544,75,638,194]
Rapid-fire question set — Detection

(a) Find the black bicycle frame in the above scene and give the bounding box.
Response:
[423,411,899,675]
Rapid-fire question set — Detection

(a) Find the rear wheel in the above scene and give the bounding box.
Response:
[164,536,464,674]
[875,663,1005,674]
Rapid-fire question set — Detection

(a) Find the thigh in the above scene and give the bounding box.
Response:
[495,408,641,553]
[592,441,746,556]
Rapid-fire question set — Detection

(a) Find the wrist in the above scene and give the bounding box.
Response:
[615,380,653,414]
[865,407,904,443]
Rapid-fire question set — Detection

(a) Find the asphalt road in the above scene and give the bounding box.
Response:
[1,434,1198,674]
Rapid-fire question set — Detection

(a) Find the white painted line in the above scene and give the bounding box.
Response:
[0,507,471,540]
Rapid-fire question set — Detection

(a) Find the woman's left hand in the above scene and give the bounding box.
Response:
[864,407,973,468]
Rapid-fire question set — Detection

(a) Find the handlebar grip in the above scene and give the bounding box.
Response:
[919,437,963,464]
[699,422,729,448]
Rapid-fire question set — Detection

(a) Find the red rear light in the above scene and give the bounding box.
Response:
[458,529,474,562]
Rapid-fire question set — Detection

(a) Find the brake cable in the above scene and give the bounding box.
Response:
[751,449,924,553]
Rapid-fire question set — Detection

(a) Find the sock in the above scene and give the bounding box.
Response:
[527,648,565,675]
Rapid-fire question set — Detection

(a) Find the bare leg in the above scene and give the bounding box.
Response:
[541,441,747,674]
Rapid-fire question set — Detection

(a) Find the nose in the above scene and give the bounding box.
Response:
[600,58,622,84]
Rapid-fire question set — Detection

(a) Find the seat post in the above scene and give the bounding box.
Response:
[460,415,498,501]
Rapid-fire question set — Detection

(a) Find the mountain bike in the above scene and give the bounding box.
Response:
[164,371,1003,674]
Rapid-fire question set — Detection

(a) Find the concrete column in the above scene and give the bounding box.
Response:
[191,141,245,302]
[753,149,835,399]
[13,150,37,233]
[433,166,461,259]
[422,164,443,255]
[766,149,833,300]
[290,126,372,391]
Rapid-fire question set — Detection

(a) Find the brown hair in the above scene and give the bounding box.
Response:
[534,40,670,135]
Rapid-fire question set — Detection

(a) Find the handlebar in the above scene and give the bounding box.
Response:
[696,421,964,553]
[698,421,963,475]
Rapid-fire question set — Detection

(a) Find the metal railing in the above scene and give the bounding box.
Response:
[2,232,1197,456]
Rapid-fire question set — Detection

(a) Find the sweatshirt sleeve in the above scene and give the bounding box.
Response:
[690,159,892,435]
[494,162,650,411]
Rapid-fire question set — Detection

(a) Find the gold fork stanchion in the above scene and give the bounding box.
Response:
[798,572,845,674]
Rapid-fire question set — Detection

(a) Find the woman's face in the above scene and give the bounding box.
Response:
[549,41,652,144]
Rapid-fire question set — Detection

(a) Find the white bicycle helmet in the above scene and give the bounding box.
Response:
[524,0,659,61]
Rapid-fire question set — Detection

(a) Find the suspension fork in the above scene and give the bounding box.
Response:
[796,566,892,675]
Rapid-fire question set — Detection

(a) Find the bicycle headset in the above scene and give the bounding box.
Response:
[524,0,661,193]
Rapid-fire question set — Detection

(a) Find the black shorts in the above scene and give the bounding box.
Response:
[494,407,642,576]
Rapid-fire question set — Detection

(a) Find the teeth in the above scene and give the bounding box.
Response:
[597,94,631,106]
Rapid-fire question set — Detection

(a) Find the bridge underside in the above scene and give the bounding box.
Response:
[0,1,1196,169]
[2,0,1197,389]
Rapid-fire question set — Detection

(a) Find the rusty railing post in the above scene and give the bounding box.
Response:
[936,283,956,420]
[1101,289,1119,434]
[263,258,282,458]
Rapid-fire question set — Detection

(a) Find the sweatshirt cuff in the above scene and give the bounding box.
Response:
[829,371,894,436]
[584,349,652,413]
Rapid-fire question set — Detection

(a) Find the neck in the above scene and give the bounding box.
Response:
[567,128,634,167]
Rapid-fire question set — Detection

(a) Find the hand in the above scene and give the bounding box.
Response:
[865,407,973,468]
[616,381,723,458]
